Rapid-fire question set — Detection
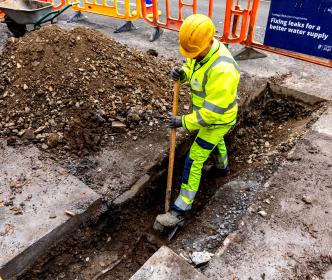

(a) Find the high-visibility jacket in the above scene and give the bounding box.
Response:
[181,39,240,132]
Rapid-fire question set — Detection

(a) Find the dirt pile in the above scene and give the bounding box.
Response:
[0,26,174,156]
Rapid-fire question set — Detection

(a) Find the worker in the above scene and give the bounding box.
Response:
[156,14,240,227]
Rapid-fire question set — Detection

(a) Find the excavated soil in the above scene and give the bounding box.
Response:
[19,87,324,280]
[0,25,176,157]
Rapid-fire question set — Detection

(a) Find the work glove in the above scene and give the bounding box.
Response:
[171,67,186,81]
[168,114,182,128]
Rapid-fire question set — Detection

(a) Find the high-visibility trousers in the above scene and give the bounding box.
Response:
[174,122,235,211]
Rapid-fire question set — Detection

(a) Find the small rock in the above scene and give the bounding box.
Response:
[112,121,126,128]
[302,195,312,204]
[22,128,35,140]
[191,251,214,267]
[85,257,90,262]
[183,105,190,110]
[4,200,14,207]
[14,209,23,215]
[258,210,267,217]
[34,125,46,134]
[23,84,28,90]
[47,133,59,148]
[264,199,271,205]
[7,136,17,146]
[128,113,140,124]
[18,129,26,136]
[41,143,48,150]
[32,61,40,67]
[264,141,270,148]
[237,127,246,137]
[17,63,22,69]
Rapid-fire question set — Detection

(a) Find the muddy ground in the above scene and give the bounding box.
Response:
[17,86,325,280]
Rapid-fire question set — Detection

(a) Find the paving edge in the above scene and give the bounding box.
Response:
[269,82,326,105]
[0,198,106,280]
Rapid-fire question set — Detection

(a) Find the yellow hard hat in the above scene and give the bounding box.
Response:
[179,14,216,58]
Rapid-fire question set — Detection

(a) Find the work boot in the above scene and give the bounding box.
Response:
[155,210,184,228]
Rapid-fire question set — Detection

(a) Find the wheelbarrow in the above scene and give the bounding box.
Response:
[0,0,75,37]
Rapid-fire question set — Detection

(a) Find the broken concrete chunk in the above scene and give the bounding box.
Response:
[258,210,267,217]
[112,121,126,128]
[191,251,214,267]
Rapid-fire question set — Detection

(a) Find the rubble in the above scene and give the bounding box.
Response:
[191,251,214,267]
[0,26,175,156]
[258,210,267,217]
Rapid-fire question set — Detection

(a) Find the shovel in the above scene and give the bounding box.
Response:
[153,81,182,238]
[165,80,180,213]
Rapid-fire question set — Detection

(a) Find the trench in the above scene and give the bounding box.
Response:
[19,84,324,280]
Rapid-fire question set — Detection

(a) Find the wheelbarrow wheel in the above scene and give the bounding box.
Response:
[5,16,27,37]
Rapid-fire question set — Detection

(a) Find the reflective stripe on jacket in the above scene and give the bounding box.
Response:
[180,39,240,131]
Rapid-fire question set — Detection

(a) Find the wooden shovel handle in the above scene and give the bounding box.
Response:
[165,81,180,213]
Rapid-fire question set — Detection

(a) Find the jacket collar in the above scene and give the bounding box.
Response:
[199,39,220,64]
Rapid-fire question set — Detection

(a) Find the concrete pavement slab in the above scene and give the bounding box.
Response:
[312,106,332,136]
[0,142,102,279]
[130,246,208,280]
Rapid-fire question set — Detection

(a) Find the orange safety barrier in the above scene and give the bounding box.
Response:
[141,0,332,68]
[142,0,199,30]
[66,0,141,20]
